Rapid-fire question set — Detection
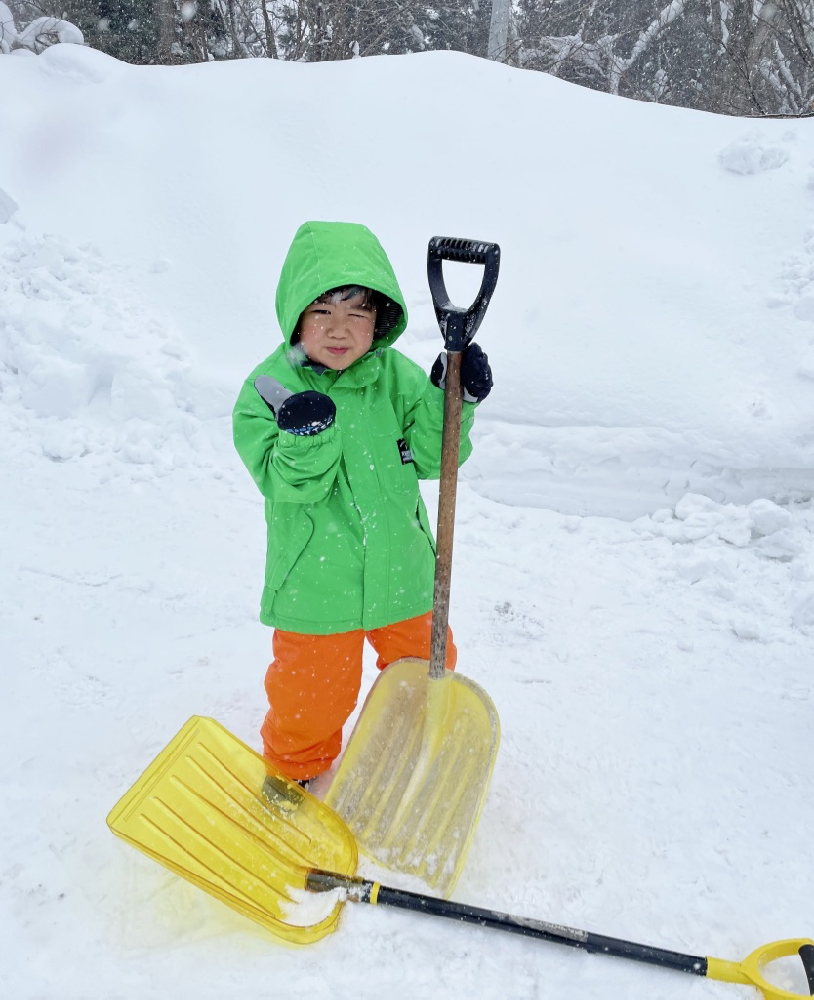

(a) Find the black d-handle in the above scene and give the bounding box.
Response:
[427,236,500,352]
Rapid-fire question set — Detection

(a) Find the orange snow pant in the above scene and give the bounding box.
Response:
[261,611,457,781]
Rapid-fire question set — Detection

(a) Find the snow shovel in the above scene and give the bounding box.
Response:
[107,719,814,1000]
[324,237,501,898]
[304,869,814,1000]
[106,716,357,945]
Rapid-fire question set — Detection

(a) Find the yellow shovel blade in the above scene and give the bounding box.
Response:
[106,716,357,945]
[324,658,500,898]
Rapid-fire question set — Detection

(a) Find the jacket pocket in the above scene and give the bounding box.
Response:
[265,505,314,593]
[369,425,421,497]
[367,393,420,496]
[415,496,437,556]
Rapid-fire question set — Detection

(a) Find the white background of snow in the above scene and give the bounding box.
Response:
[1,43,813,1000]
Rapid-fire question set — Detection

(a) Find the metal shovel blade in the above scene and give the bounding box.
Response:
[106,716,358,944]
[324,657,500,898]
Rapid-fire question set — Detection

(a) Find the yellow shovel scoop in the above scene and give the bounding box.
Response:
[324,237,502,898]
[106,716,357,944]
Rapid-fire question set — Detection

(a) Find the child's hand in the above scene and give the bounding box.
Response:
[430,342,493,403]
[276,390,336,436]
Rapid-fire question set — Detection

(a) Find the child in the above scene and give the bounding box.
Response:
[232,221,492,783]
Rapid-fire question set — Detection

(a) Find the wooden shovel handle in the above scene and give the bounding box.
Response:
[429,351,463,680]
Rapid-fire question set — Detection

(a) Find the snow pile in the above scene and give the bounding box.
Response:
[0,231,234,476]
[719,132,791,175]
[634,493,814,641]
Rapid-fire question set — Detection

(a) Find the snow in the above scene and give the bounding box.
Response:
[719,134,792,175]
[2,42,813,1000]
[15,18,84,53]
[0,7,84,55]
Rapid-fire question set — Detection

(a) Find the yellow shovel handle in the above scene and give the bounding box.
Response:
[707,939,814,999]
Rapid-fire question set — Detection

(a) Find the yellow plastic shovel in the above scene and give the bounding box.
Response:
[106,716,357,944]
[107,722,814,998]
[324,237,502,897]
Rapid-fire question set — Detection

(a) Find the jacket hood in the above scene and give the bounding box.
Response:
[275,221,408,351]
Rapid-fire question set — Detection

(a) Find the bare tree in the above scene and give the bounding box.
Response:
[488,0,520,62]
[518,0,814,115]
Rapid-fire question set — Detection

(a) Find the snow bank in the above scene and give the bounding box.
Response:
[0,231,234,475]
[1,44,813,516]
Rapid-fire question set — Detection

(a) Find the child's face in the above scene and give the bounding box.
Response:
[298,291,377,370]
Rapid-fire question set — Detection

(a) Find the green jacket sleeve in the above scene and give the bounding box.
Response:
[232,378,342,502]
[395,355,476,479]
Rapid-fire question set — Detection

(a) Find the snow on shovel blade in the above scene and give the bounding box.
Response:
[106,716,358,945]
[324,658,500,898]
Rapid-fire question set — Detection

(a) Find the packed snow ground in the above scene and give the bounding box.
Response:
[1,43,813,1000]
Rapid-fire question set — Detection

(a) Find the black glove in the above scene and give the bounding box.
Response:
[430,342,493,403]
[276,390,336,436]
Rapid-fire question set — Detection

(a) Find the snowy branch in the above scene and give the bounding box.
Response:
[0,5,83,55]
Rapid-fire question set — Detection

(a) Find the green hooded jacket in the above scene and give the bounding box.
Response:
[232,221,476,634]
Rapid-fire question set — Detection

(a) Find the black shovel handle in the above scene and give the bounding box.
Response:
[306,870,814,999]
[427,236,500,351]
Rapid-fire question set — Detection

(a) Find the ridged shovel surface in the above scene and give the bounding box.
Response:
[106,716,357,944]
[324,658,500,898]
